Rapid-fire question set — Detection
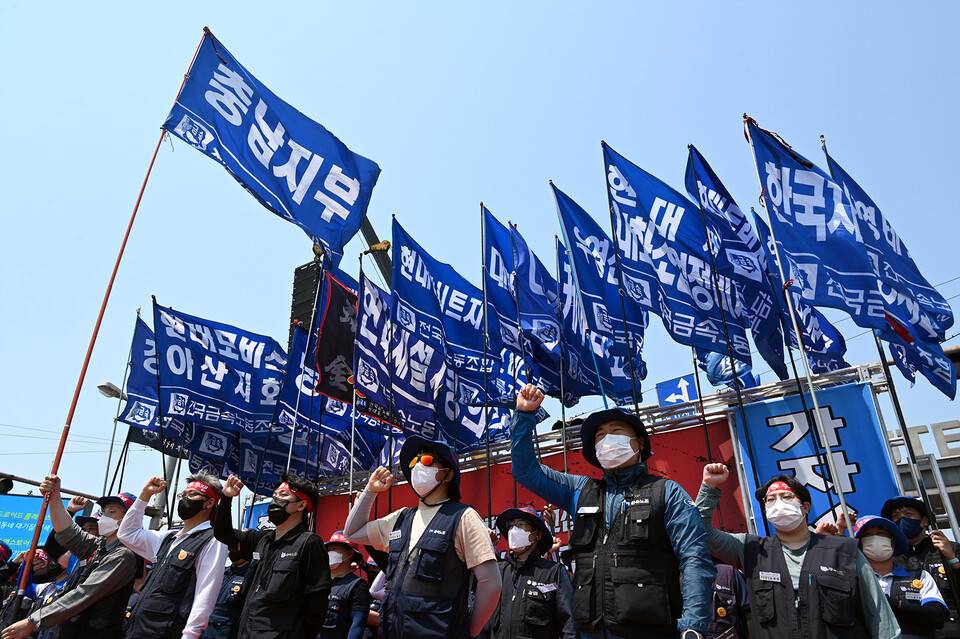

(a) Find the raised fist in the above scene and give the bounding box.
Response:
[516,384,545,413]
[139,477,167,501]
[366,467,393,494]
[222,475,244,499]
[39,475,62,500]
[702,463,730,488]
[67,496,89,514]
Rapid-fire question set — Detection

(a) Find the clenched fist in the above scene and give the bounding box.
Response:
[516,384,545,413]
[39,475,61,500]
[67,496,89,514]
[702,463,730,488]
[139,477,167,502]
[366,467,393,494]
[222,475,244,499]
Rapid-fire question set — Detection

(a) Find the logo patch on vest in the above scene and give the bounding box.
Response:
[389,530,402,541]
[905,591,922,601]
[428,529,447,536]
[819,565,844,576]
[280,552,297,559]
[577,506,600,514]
[252,552,261,560]
[759,571,781,583]
[537,583,558,593]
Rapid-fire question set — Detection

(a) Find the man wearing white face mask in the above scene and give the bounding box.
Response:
[0,476,141,639]
[343,435,501,639]
[487,506,575,639]
[696,464,901,639]
[510,384,714,639]
[319,532,370,639]
[853,516,947,639]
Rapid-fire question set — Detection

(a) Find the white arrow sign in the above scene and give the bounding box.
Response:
[665,377,691,403]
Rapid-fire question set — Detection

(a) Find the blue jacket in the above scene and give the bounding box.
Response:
[510,409,714,634]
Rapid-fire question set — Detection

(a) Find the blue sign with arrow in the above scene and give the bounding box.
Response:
[656,374,697,407]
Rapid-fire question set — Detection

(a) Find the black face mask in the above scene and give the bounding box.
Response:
[33,563,64,584]
[267,498,296,525]
[177,497,207,521]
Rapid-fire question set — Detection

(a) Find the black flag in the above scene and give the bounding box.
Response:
[314,272,358,403]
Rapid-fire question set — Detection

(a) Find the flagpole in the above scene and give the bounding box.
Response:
[744,115,855,534]
[479,203,495,521]
[103,315,137,495]
[689,349,714,463]
[108,434,131,495]
[603,195,642,413]
[550,190,610,410]
[553,235,571,474]
[346,254,368,507]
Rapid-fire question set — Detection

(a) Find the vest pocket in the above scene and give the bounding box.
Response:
[398,595,454,636]
[711,590,736,628]
[262,560,299,602]
[571,564,595,624]
[159,561,192,595]
[609,566,671,625]
[815,574,855,627]
[623,503,652,542]
[412,537,448,582]
[523,588,553,627]
[752,582,776,625]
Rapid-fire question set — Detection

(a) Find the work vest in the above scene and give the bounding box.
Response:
[743,532,868,639]
[888,567,941,639]
[125,527,216,639]
[901,539,960,639]
[58,539,140,639]
[320,572,366,639]
[490,554,565,639]
[568,475,682,639]
[707,564,746,639]
[236,523,321,639]
[382,501,471,639]
[201,563,248,639]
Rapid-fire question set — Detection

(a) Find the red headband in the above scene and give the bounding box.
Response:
[185,481,220,504]
[279,482,313,512]
[766,481,796,496]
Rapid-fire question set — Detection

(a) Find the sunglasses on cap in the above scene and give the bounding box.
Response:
[409,452,436,468]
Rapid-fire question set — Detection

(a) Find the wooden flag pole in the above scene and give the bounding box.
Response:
[16,29,209,599]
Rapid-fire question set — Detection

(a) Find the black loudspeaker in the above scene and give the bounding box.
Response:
[0,476,13,494]
[289,260,322,350]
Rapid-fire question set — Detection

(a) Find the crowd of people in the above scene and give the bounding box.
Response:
[0,383,957,639]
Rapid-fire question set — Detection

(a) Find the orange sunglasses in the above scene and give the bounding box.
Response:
[408,453,435,468]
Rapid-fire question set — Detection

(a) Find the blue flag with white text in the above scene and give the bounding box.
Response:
[685,146,789,380]
[163,31,381,264]
[602,142,752,363]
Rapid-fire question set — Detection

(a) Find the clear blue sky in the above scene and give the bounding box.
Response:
[1,2,957,501]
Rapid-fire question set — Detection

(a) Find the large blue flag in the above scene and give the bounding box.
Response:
[355,272,401,425]
[889,341,956,399]
[685,146,789,380]
[602,142,752,363]
[824,150,952,342]
[552,182,646,404]
[754,216,851,374]
[746,120,888,332]
[695,349,760,390]
[482,207,532,368]
[163,31,381,264]
[152,302,288,441]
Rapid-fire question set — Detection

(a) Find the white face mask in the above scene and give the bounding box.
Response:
[765,499,806,532]
[508,526,534,551]
[97,516,119,537]
[328,550,346,567]
[860,536,894,562]
[595,434,638,469]
[410,463,442,498]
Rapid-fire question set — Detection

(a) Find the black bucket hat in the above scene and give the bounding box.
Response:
[495,506,553,556]
[399,435,461,500]
[881,495,930,521]
[580,408,651,469]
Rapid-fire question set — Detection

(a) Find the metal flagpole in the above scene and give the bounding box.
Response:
[689,349,714,463]
[744,115,855,534]
[103,319,136,495]
[480,203,495,522]
[108,434,131,495]
[871,332,935,514]
[287,247,327,472]
[603,196,642,413]
[347,253,366,507]
[553,235,571,474]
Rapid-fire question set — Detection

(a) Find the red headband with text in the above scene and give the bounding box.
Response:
[185,481,220,504]
[766,481,796,497]
[279,482,313,512]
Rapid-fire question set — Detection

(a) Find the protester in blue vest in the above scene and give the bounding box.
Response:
[199,549,248,639]
[343,435,502,639]
[320,531,369,639]
[854,515,947,639]
[881,495,960,638]
[487,506,575,639]
[706,564,748,639]
[696,462,901,638]
[511,384,714,639]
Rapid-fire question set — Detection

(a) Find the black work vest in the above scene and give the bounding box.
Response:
[743,533,867,639]
[320,573,366,639]
[568,475,681,638]
[707,564,746,639]
[888,568,941,639]
[382,501,471,639]
[200,563,248,639]
[236,524,321,639]
[490,554,564,639]
[125,527,216,639]
[902,539,960,639]
[58,539,140,639]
